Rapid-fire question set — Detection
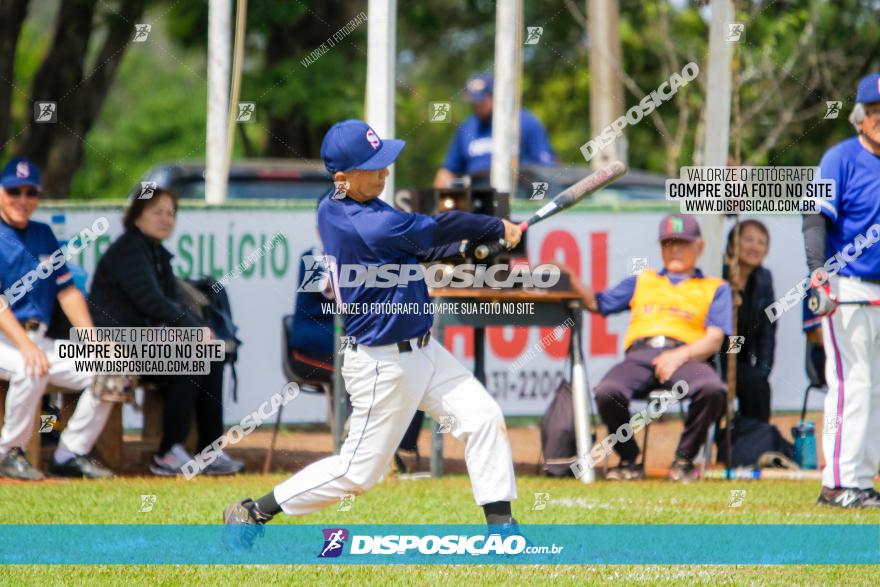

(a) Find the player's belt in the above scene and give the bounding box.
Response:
[349,332,431,353]
[629,335,684,351]
[396,332,431,353]
[22,319,45,333]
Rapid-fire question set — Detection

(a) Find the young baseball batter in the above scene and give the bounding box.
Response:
[806,73,880,508]
[224,120,522,542]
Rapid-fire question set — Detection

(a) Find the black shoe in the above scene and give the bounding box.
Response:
[487,516,521,536]
[817,486,879,509]
[223,498,272,551]
[49,454,114,479]
[668,457,698,482]
[0,447,44,480]
[863,488,880,501]
[605,459,644,481]
[860,488,880,507]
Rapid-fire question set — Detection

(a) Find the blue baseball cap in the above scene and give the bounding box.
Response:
[320,120,405,174]
[0,157,41,190]
[856,72,880,105]
[466,74,494,103]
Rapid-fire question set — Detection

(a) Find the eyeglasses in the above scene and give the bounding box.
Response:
[4,187,39,198]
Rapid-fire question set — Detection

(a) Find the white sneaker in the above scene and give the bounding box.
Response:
[150,443,195,476]
[204,451,246,476]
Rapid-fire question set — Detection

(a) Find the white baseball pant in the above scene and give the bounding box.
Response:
[821,276,880,489]
[273,336,517,515]
[0,328,113,457]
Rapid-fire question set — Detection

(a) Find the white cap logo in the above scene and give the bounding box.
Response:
[365,128,380,150]
[15,161,29,178]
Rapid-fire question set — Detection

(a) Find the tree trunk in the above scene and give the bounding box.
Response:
[0,0,30,154]
[18,0,147,197]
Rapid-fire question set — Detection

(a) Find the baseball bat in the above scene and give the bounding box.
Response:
[473,160,628,260]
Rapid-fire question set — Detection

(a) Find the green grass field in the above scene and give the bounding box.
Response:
[0,474,877,585]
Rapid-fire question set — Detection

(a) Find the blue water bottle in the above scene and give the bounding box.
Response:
[792,421,818,469]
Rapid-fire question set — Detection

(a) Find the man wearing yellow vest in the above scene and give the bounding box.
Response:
[569,214,733,481]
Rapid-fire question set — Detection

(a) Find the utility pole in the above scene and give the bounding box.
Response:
[206,0,231,205]
[588,0,626,169]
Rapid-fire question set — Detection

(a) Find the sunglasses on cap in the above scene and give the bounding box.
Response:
[3,187,39,198]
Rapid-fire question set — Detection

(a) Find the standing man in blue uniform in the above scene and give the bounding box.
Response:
[433,74,556,188]
[805,73,880,508]
[0,158,114,479]
[225,120,522,541]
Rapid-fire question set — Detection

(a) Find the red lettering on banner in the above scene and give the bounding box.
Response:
[488,326,529,359]
[590,232,618,355]
[443,326,473,358]
[538,230,578,358]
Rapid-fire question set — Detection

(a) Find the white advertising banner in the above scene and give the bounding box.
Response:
[36,206,815,426]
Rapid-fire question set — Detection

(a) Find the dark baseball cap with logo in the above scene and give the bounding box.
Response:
[658,214,701,242]
[466,74,494,103]
[856,72,880,105]
[320,119,406,174]
[0,157,41,190]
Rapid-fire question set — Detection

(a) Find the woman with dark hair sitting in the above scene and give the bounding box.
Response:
[721,219,777,422]
[88,189,244,475]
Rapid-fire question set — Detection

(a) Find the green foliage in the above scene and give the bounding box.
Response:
[5,0,878,198]
[70,42,208,199]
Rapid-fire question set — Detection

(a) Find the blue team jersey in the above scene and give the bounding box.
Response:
[317,190,502,346]
[442,109,556,175]
[289,246,335,358]
[817,137,880,279]
[0,219,72,324]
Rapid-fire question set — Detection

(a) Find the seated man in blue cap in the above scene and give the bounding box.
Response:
[433,73,556,189]
[0,158,115,479]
